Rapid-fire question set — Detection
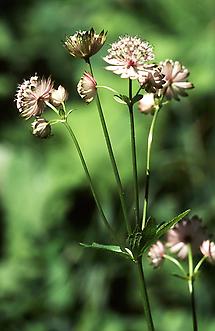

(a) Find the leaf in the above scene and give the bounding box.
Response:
[113,94,129,105]
[156,209,190,239]
[132,94,143,104]
[80,242,131,258]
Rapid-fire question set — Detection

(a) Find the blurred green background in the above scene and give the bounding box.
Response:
[0,0,215,330]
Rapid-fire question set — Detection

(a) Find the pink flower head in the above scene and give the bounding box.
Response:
[15,74,54,119]
[64,28,107,60]
[166,216,206,259]
[104,35,154,79]
[148,241,165,268]
[159,59,194,100]
[77,72,97,103]
[200,240,215,263]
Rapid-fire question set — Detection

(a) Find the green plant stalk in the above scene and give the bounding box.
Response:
[141,106,160,230]
[164,254,187,275]
[63,119,116,240]
[188,245,198,331]
[128,78,140,227]
[137,257,155,331]
[87,59,131,234]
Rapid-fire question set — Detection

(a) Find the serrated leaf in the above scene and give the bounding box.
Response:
[156,209,190,239]
[80,242,130,258]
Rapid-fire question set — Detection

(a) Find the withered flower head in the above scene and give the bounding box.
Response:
[31,118,51,138]
[77,72,97,103]
[166,216,206,259]
[138,93,155,115]
[138,65,166,93]
[15,74,54,119]
[104,35,154,79]
[51,85,67,106]
[200,240,215,263]
[148,241,165,268]
[159,59,194,100]
[64,28,107,60]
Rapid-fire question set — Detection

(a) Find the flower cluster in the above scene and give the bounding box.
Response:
[148,216,215,268]
[15,74,67,138]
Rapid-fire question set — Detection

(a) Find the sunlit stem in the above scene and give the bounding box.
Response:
[141,105,160,230]
[164,254,187,275]
[96,85,119,94]
[128,78,140,227]
[86,58,131,234]
[137,257,155,331]
[188,245,198,331]
[194,256,207,275]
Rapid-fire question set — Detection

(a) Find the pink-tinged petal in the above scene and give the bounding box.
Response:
[173,81,194,89]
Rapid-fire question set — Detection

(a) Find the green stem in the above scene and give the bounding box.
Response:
[137,257,155,331]
[141,106,160,230]
[87,59,131,234]
[164,254,187,275]
[128,78,140,227]
[188,245,198,331]
[63,120,116,240]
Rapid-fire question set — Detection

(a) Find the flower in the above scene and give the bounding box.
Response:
[15,74,54,119]
[148,241,165,267]
[200,240,215,263]
[31,118,51,138]
[138,65,166,93]
[51,85,67,106]
[103,35,154,79]
[166,216,206,259]
[159,59,194,100]
[138,93,155,114]
[64,28,107,60]
[77,72,97,103]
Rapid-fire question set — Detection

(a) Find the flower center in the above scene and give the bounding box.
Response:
[127,59,136,68]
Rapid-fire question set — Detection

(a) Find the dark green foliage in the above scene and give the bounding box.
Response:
[0,0,215,330]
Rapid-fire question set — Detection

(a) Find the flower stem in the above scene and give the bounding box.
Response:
[164,254,187,275]
[63,119,116,240]
[141,106,160,230]
[87,59,131,234]
[188,245,198,331]
[137,257,155,331]
[128,78,140,227]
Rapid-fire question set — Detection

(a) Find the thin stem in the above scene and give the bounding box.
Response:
[128,78,140,227]
[188,245,198,331]
[194,255,207,275]
[164,254,187,275]
[63,119,116,240]
[96,85,119,94]
[87,59,131,234]
[141,106,160,230]
[137,257,155,331]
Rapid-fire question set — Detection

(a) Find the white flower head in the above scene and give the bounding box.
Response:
[104,35,154,79]
[15,74,54,119]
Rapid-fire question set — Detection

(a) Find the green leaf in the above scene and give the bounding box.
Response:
[132,94,143,104]
[156,209,190,239]
[113,94,129,105]
[80,242,131,258]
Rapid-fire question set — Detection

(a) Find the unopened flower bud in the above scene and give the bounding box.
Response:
[200,240,215,263]
[77,72,97,103]
[31,118,51,138]
[51,85,67,106]
[138,93,155,114]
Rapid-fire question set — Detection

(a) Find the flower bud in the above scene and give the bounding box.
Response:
[51,85,67,106]
[77,72,97,103]
[138,93,155,114]
[31,118,51,138]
